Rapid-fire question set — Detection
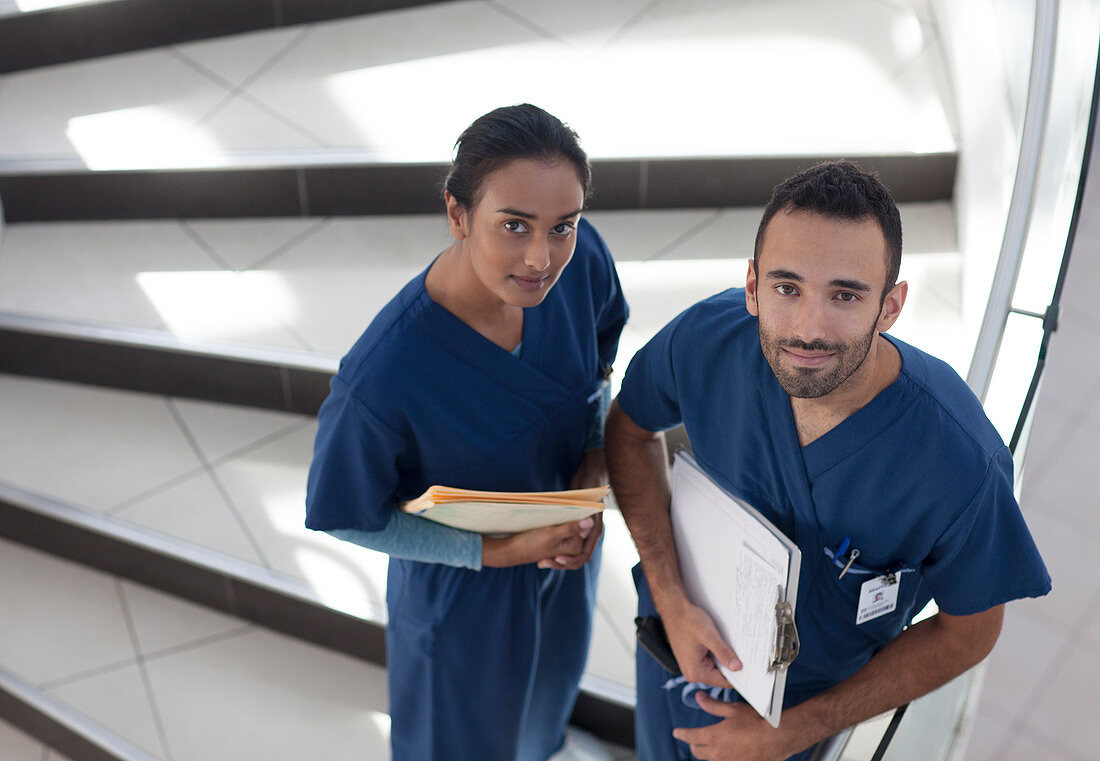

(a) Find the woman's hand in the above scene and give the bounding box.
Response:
[528,448,609,570]
[482,517,595,568]
[481,450,609,570]
[537,512,603,570]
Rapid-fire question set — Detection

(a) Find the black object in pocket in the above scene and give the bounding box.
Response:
[635,615,682,676]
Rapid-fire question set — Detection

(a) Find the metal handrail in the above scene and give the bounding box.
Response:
[966,0,1060,402]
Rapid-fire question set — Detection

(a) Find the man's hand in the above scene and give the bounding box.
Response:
[670,605,1006,760]
[673,696,792,761]
[663,600,742,687]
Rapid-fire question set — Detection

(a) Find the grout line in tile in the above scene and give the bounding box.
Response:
[644,208,725,261]
[138,625,255,666]
[246,216,331,270]
[233,24,315,94]
[166,48,245,132]
[164,399,273,568]
[884,34,936,86]
[167,46,237,93]
[115,581,174,761]
[204,417,314,471]
[485,1,566,45]
[1018,413,1087,500]
[596,0,667,53]
[207,466,273,567]
[1061,300,1100,336]
[980,704,1023,761]
[1013,720,1097,761]
[169,27,328,148]
[106,466,211,517]
[232,88,334,148]
[37,655,140,692]
[223,25,335,148]
[177,220,234,271]
[274,320,317,352]
[1023,494,1100,546]
[1007,587,1100,744]
[871,0,936,26]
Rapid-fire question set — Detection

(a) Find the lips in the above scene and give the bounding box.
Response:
[782,348,835,367]
[512,274,549,292]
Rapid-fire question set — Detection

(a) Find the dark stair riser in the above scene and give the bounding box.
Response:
[0,154,956,222]
[0,0,455,74]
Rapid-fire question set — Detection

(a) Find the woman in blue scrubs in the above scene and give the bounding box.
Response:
[305,104,628,761]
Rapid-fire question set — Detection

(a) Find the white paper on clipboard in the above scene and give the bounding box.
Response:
[669,449,801,727]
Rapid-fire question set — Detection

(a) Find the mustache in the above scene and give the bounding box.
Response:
[779,339,843,353]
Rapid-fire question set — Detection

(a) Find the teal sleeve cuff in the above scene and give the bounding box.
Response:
[328,510,482,570]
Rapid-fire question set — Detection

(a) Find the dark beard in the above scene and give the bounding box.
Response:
[760,324,878,399]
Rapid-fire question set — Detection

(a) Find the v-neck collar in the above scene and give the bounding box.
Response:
[415,270,572,402]
[796,335,915,479]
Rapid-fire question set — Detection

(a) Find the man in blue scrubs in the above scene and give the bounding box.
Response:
[605,161,1050,761]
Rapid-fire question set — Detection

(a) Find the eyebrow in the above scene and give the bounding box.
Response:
[496,207,584,221]
[764,269,872,293]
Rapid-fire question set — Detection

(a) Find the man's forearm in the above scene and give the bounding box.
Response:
[779,606,1005,754]
[604,401,682,608]
[606,402,744,685]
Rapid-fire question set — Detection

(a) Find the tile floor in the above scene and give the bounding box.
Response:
[961,150,1100,761]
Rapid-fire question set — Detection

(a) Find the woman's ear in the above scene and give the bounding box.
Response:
[444,191,470,240]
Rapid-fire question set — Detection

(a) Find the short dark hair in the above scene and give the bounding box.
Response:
[754,160,903,293]
[444,103,591,209]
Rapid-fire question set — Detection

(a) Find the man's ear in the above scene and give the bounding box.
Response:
[745,258,760,316]
[877,280,908,332]
[444,191,469,240]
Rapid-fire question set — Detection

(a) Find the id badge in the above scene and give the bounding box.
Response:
[856,574,899,624]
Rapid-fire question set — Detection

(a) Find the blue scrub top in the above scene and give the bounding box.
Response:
[306,217,629,533]
[618,288,1050,695]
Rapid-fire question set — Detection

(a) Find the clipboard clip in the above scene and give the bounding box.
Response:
[770,586,800,672]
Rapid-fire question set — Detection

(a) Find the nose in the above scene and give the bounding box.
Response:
[523,239,552,272]
[791,298,829,344]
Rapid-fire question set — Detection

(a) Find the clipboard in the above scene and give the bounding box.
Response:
[669,449,801,727]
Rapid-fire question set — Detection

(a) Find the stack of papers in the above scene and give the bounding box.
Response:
[400,485,608,534]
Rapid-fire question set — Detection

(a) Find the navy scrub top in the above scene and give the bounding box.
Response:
[306,217,629,533]
[618,288,1050,696]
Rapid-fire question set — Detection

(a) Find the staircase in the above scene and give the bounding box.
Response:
[0,1,961,759]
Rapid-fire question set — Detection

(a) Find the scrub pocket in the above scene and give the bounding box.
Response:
[819,546,917,641]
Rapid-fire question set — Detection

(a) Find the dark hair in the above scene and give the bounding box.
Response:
[444,104,591,209]
[754,160,903,294]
